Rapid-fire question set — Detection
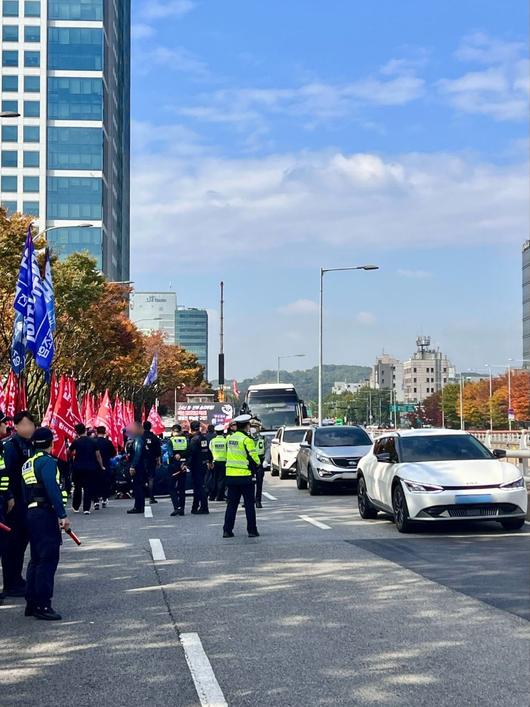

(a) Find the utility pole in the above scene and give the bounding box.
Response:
[218,281,225,402]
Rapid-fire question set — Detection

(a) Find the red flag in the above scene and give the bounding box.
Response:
[95,389,112,431]
[16,378,27,413]
[0,377,5,413]
[114,396,125,449]
[141,404,147,424]
[50,375,79,461]
[66,377,82,426]
[42,372,58,427]
[147,405,165,435]
[4,372,18,419]
[232,379,240,398]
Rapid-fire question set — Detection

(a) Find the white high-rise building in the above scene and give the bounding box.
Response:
[402,336,454,403]
[130,292,176,343]
[369,353,404,402]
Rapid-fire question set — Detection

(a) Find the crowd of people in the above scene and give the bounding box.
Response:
[0,408,267,621]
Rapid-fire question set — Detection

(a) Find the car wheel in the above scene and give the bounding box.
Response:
[308,466,321,496]
[357,476,378,519]
[296,462,307,490]
[500,517,525,531]
[270,460,279,477]
[279,460,289,480]
[392,482,413,533]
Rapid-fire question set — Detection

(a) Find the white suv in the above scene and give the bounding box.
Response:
[270,426,309,479]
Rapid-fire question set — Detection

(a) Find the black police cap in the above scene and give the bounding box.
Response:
[32,427,54,448]
[190,420,201,431]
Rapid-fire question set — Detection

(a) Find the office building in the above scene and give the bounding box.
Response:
[130,291,176,342]
[0,0,130,279]
[332,381,365,395]
[523,241,530,364]
[369,353,404,402]
[402,336,454,403]
[175,307,209,379]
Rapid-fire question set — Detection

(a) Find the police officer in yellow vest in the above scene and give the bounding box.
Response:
[250,419,266,509]
[209,424,227,502]
[168,424,188,517]
[223,415,260,538]
[22,427,69,620]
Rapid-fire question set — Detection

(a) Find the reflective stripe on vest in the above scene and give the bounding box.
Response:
[0,452,7,492]
[210,436,227,463]
[170,436,188,452]
[255,437,265,456]
[226,431,255,477]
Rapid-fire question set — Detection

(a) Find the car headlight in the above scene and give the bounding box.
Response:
[316,453,331,464]
[402,479,443,493]
[500,477,525,489]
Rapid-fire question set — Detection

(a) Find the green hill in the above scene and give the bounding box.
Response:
[237,364,371,405]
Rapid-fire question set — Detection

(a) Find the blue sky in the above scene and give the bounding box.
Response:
[130,0,529,380]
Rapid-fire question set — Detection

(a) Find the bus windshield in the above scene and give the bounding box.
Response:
[246,388,301,431]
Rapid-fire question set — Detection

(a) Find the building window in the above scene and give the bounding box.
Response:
[47,225,102,268]
[48,27,103,71]
[47,126,103,170]
[48,0,102,20]
[24,51,40,67]
[48,77,103,121]
[47,176,102,220]
[2,125,17,142]
[413,367,417,373]
[2,1,19,16]
[1,150,18,167]
[1,175,17,192]
[1,100,18,113]
[24,0,39,15]
[2,75,18,92]
[23,151,39,167]
[24,100,40,117]
[23,176,39,192]
[22,200,39,215]
[413,387,417,394]
[24,76,40,93]
[24,25,40,42]
[2,50,18,67]
[2,25,18,41]
[23,125,39,142]
[2,200,17,212]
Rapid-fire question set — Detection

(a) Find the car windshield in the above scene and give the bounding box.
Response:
[283,430,307,444]
[399,435,494,462]
[314,427,371,447]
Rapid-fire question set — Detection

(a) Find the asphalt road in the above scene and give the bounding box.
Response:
[1,474,529,707]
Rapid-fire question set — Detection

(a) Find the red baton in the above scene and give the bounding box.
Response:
[0,521,11,533]
[65,528,82,546]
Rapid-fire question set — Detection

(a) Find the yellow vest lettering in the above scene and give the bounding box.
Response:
[210,436,227,463]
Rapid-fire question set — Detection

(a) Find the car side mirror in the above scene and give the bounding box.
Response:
[300,441,310,448]
[492,449,507,459]
[376,452,393,463]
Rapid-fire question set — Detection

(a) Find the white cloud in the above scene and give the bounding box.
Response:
[278,299,319,316]
[139,0,196,20]
[356,312,376,325]
[397,269,432,279]
[131,23,155,40]
[139,46,209,78]
[439,33,529,121]
[130,138,528,277]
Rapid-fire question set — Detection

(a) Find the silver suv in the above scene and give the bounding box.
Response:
[296,425,372,495]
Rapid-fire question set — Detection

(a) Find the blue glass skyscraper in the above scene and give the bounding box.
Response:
[0,0,130,280]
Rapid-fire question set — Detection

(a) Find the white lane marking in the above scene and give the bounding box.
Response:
[299,514,332,530]
[263,491,277,500]
[144,506,153,518]
[180,632,228,707]
[149,538,166,561]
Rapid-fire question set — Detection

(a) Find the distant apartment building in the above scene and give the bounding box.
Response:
[523,241,530,364]
[402,336,454,403]
[369,353,404,402]
[332,381,365,395]
[130,292,176,342]
[175,307,208,379]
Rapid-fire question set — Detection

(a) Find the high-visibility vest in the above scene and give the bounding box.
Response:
[22,452,67,508]
[0,449,8,494]
[170,435,188,453]
[226,431,260,477]
[255,436,265,457]
[210,436,227,463]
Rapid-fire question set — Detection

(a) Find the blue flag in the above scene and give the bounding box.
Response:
[42,250,56,332]
[143,353,158,386]
[30,246,54,372]
[13,227,33,319]
[10,312,26,375]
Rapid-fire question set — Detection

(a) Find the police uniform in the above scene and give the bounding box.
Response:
[252,425,266,508]
[223,415,260,537]
[168,430,188,515]
[22,428,68,620]
[126,433,147,514]
[209,426,227,501]
[188,423,213,514]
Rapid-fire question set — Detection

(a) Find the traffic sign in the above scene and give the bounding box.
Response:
[335,418,344,426]
[390,404,416,413]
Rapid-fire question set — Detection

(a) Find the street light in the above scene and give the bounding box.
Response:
[318,264,379,424]
[0,111,20,118]
[277,353,306,384]
[33,223,93,242]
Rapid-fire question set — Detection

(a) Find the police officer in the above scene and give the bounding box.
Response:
[0,411,11,601]
[126,422,147,514]
[251,419,266,509]
[2,410,36,598]
[168,424,188,516]
[22,427,69,620]
[143,421,162,504]
[223,414,260,538]
[188,421,212,514]
[209,424,227,502]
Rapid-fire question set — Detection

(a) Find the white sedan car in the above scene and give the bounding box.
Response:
[357,429,527,533]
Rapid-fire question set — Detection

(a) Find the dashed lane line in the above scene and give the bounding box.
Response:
[180,633,228,707]
[144,506,153,518]
[262,491,277,500]
[149,538,166,561]
[299,514,332,530]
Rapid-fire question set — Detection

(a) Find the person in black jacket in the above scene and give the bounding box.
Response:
[2,410,35,597]
[94,426,117,507]
[188,421,213,514]
[143,421,162,504]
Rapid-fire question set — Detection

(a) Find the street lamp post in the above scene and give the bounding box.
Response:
[277,353,305,384]
[0,111,20,118]
[318,265,379,425]
[33,223,93,243]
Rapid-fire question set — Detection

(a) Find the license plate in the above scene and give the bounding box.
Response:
[455,494,493,504]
